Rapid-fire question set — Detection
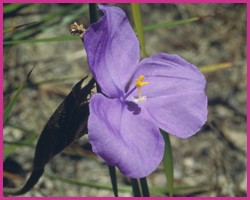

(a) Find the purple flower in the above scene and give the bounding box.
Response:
[83,5,207,178]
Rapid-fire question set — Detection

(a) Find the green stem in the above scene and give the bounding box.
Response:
[131,3,147,58]
[139,177,150,197]
[108,165,118,197]
[130,178,141,197]
[89,3,99,24]
[161,130,174,196]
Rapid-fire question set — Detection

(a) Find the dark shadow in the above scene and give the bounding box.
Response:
[125,101,141,115]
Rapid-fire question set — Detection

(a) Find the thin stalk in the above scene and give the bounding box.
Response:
[131,4,147,58]
[108,165,118,197]
[139,177,150,197]
[161,130,174,196]
[130,178,141,197]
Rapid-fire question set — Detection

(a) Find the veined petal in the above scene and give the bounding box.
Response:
[129,53,207,138]
[88,93,164,178]
[84,5,140,98]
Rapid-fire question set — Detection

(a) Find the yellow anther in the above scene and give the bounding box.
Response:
[134,75,149,101]
[135,75,149,89]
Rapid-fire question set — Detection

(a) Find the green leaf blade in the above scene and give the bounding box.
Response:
[139,177,150,197]
[160,130,174,197]
[131,178,141,197]
[108,165,119,197]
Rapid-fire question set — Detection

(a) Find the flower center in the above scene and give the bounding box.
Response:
[124,75,149,102]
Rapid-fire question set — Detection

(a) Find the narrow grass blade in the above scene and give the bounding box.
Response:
[4,5,87,35]
[4,35,78,45]
[4,65,36,123]
[131,4,147,58]
[4,76,83,96]
[47,173,209,196]
[48,173,209,196]
[4,137,36,148]
[108,165,118,197]
[46,173,132,193]
[139,177,150,197]
[5,4,78,42]
[143,15,215,31]
[4,22,37,33]
[160,130,174,197]
[200,62,233,73]
[131,178,141,197]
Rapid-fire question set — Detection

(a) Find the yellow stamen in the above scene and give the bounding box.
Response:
[135,75,149,100]
[136,75,149,88]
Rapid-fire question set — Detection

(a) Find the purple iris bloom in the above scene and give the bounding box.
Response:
[83,5,207,178]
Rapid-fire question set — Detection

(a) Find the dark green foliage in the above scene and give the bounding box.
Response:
[108,165,118,197]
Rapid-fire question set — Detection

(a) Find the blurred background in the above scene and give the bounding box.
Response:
[3,3,246,197]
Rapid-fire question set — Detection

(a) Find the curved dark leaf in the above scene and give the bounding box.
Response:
[4,77,95,196]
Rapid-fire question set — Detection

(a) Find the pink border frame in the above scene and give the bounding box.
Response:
[0,0,248,3]
[1,0,248,199]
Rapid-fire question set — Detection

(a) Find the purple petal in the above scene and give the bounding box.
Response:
[88,93,164,178]
[128,53,207,138]
[84,5,140,98]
